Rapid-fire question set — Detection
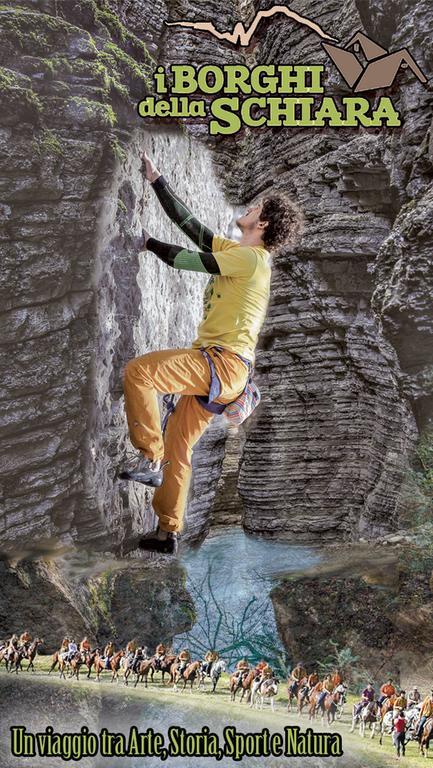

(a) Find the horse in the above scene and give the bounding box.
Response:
[109,650,125,682]
[152,654,177,685]
[380,695,397,720]
[24,638,43,672]
[122,653,136,686]
[404,705,422,744]
[287,676,305,712]
[260,678,279,711]
[295,676,319,715]
[93,650,107,681]
[307,683,324,720]
[174,661,201,692]
[6,645,26,675]
[332,683,347,720]
[230,669,255,703]
[419,717,433,757]
[198,659,226,693]
[69,652,84,681]
[58,653,73,680]
[308,686,337,724]
[82,649,98,679]
[251,677,279,711]
[134,658,154,688]
[287,676,306,712]
[48,651,61,675]
[322,689,346,725]
[358,701,379,738]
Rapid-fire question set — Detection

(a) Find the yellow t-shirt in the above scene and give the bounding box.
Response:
[191,234,271,362]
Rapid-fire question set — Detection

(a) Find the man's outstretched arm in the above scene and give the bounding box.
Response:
[146,236,221,274]
[145,233,256,278]
[143,151,215,252]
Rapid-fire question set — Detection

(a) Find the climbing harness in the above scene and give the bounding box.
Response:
[161,346,261,432]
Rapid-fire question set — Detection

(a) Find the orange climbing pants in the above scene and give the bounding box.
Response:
[123,346,250,533]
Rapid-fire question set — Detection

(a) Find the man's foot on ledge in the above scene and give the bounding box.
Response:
[119,454,168,488]
[138,526,178,555]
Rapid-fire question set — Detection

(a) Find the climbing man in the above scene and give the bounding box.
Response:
[120,150,304,554]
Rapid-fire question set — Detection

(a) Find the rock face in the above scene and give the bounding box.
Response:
[0,554,195,653]
[271,545,433,683]
[0,0,231,641]
[226,3,432,542]
[0,0,234,556]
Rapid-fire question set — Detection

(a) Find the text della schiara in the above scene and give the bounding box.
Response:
[137,64,402,134]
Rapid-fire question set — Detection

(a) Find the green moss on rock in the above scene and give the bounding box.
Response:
[32,128,63,157]
[0,65,42,114]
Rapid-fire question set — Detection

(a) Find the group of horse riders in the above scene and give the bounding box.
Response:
[6,632,432,745]
[230,658,279,704]
[53,636,221,680]
[0,630,43,671]
[286,662,346,714]
[233,658,275,684]
[354,679,420,718]
[351,677,433,749]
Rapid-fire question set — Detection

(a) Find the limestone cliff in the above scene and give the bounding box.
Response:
[271,542,433,683]
[0,0,232,640]
[0,1,233,557]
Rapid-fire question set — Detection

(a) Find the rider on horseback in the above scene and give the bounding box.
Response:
[305,671,318,697]
[233,658,250,684]
[19,630,32,648]
[408,685,421,708]
[415,691,433,739]
[378,678,396,706]
[202,650,219,676]
[392,690,407,718]
[7,634,18,652]
[67,639,78,662]
[177,649,191,679]
[132,646,145,673]
[154,643,167,668]
[103,641,114,670]
[315,674,334,713]
[79,637,91,658]
[354,682,375,717]
[256,664,273,690]
[289,661,307,693]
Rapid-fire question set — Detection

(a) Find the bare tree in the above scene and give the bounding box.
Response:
[174,558,289,674]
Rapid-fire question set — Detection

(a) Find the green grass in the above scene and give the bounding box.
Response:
[1,656,429,766]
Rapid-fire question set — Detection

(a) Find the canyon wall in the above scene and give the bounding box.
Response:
[0,0,232,640]
[224,0,432,541]
[0,1,234,559]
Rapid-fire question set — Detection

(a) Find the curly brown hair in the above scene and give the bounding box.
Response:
[259,194,305,250]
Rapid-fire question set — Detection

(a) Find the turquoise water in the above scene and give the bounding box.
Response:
[173,527,321,671]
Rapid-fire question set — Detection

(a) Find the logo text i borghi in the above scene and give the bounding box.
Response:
[137,5,427,134]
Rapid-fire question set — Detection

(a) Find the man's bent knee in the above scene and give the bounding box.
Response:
[123,356,151,386]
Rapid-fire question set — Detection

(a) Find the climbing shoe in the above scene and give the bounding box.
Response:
[138,527,178,555]
[119,455,169,488]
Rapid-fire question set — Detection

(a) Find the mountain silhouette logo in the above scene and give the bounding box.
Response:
[164,5,338,47]
[164,5,428,92]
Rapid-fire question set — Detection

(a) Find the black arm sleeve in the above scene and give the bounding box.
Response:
[150,175,215,252]
[147,237,221,274]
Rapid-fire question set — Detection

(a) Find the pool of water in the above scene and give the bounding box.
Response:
[173,526,321,671]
